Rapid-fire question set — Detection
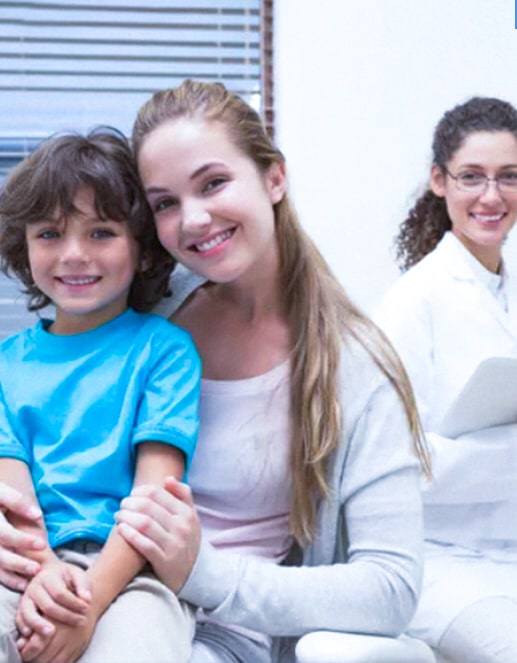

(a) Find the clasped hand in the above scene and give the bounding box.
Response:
[16,557,94,663]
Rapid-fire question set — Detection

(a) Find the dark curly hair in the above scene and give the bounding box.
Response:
[395,96,517,271]
[0,126,174,312]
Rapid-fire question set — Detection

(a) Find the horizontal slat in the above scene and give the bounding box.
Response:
[0,73,261,91]
[0,58,260,76]
[0,0,263,182]
[0,41,258,57]
[0,0,256,11]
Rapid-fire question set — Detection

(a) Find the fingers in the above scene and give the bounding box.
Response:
[67,565,92,603]
[28,580,89,625]
[128,477,194,508]
[0,484,42,520]
[117,521,163,562]
[17,630,53,663]
[0,514,45,553]
[16,595,55,639]
[0,548,40,590]
[119,479,193,529]
[164,476,195,505]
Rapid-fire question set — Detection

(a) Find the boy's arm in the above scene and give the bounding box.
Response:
[0,458,54,566]
[85,441,185,620]
[16,445,184,662]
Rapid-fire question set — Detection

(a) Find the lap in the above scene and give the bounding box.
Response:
[55,544,196,663]
[438,596,517,663]
[191,621,271,663]
[409,547,517,651]
[78,569,195,663]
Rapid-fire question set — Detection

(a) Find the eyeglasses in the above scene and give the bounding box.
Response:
[445,168,517,194]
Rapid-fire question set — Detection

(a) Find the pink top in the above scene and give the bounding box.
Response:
[188,359,293,562]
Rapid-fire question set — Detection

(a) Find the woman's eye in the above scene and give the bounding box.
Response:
[154,198,177,213]
[204,177,227,192]
[458,172,485,184]
[499,171,517,184]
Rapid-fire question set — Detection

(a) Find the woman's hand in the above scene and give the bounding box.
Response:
[116,476,201,593]
[0,483,45,590]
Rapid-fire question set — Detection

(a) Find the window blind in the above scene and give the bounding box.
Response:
[0,0,262,177]
[0,0,271,339]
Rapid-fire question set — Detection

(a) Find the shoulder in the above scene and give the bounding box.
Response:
[375,244,451,329]
[335,335,418,481]
[337,334,392,417]
[387,249,444,299]
[152,265,207,319]
[130,310,199,358]
[0,323,38,360]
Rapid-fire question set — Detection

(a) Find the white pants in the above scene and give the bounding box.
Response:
[410,546,517,663]
[0,543,195,663]
[438,597,517,663]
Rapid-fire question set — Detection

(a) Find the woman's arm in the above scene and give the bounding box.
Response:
[117,367,423,638]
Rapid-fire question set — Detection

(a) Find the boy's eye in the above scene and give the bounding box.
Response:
[91,228,116,239]
[37,229,60,240]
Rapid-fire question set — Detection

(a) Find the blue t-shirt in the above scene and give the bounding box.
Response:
[0,308,201,548]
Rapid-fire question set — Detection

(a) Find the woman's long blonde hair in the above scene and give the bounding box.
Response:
[133,80,430,545]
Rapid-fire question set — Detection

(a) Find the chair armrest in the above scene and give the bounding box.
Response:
[295,632,436,663]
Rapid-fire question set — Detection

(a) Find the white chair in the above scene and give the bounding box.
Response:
[295,632,437,663]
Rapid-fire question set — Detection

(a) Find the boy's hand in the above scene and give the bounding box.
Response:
[17,612,97,663]
[17,559,92,636]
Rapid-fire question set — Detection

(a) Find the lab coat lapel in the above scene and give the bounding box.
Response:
[438,233,517,344]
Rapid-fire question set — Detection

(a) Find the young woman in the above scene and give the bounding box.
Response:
[376,96,517,663]
[0,80,429,663]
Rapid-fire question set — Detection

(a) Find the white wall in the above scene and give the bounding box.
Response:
[275,0,517,313]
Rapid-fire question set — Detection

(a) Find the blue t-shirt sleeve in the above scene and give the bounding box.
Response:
[0,380,30,464]
[132,325,201,469]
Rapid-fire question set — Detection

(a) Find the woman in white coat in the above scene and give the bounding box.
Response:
[376,96,517,663]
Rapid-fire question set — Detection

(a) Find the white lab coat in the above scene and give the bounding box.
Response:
[375,231,517,645]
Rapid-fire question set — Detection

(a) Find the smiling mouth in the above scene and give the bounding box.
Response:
[56,276,101,285]
[471,213,506,223]
[193,229,234,253]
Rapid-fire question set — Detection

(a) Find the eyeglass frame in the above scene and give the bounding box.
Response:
[444,168,517,194]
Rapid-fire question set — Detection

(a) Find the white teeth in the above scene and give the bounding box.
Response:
[59,276,98,285]
[195,230,232,252]
[473,214,504,222]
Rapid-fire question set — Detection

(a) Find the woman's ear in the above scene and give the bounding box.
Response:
[430,164,446,197]
[266,161,287,204]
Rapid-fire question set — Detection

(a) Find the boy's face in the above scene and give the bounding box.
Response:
[25,187,139,335]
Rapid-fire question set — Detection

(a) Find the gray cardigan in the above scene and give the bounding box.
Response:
[156,266,424,662]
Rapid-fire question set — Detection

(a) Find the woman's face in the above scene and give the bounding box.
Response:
[137,118,286,285]
[431,130,517,271]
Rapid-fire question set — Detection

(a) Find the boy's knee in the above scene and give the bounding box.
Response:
[0,632,22,662]
[0,585,20,636]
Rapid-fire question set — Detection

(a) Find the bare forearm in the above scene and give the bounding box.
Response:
[86,527,145,617]
[87,442,185,616]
